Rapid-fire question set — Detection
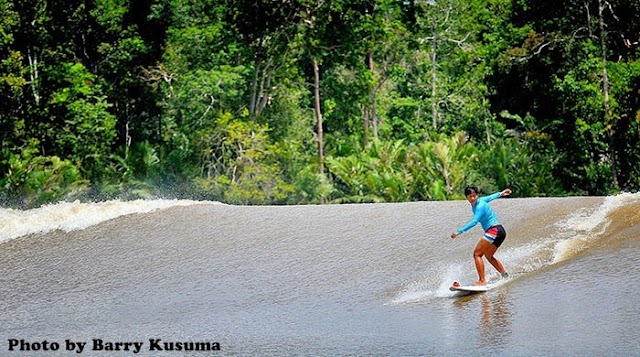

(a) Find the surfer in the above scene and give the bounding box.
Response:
[450,186,511,286]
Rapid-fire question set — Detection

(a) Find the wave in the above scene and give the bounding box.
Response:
[0,199,213,245]
[390,192,640,304]
[552,192,640,262]
[3,193,638,307]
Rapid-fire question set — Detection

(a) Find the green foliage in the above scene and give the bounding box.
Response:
[48,62,117,180]
[192,112,294,205]
[0,140,88,207]
[328,130,565,202]
[327,139,411,202]
[0,50,26,97]
[96,141,161,200]
[409,132,479,200]
[1,0,638,207]
[551,51,614,193]
[0,0,18,49]
[480,138,563,197]
[160,66,247,133]
[608,59,640,191]
[385,96,424,143]
[327,133,482,202]
[91,0,128,33]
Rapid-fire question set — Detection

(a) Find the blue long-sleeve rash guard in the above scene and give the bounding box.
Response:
[456,192,502,235]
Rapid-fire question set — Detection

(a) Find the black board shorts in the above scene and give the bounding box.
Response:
[483,225,506,248]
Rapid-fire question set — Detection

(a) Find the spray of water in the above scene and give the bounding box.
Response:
[0,199,213,244]
[390,192,640,304]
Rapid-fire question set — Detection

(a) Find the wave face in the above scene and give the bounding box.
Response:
[0,199,209,244]
[1,194,639,355]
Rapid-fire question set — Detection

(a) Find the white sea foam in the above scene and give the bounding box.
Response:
[552,192,640,262]
[0,199,213,244]
[389,263,466,304]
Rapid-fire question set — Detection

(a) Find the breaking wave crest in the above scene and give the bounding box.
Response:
[0,199,212,245]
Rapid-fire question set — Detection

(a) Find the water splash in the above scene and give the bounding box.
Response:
[389,264,467,304]
[552,192,640,263]
[389,193,640,304]
[0,199,213,244]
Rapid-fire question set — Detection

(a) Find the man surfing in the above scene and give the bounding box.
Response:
[450,186,511,286]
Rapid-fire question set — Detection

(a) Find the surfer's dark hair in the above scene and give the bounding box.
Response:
[464,186,479,196]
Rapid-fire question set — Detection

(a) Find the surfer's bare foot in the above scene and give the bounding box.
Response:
[472,281,486,286]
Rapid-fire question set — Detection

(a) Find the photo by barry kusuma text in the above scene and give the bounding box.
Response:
[7,338,221,354]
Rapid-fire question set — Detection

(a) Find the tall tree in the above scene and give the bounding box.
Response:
[229,0,299,119]
[358,0,409,146]
[405,0,502,143]
[495,0,639,193]
[295,0,351,176]
[414,0,474,130]
[0,0,22,150]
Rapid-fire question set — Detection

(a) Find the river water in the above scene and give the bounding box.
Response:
[1,194,639,356]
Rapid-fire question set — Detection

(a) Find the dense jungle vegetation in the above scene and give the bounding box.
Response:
[1,0,640,207]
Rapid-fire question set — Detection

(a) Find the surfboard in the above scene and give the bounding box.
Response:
[449,282,489,293]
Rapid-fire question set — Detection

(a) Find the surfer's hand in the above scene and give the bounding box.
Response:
[450,232,458,239]
[501,188,512,197]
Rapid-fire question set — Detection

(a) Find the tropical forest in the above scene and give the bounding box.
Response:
[2,0,640,207]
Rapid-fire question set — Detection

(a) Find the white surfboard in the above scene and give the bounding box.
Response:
[449,283,489,293]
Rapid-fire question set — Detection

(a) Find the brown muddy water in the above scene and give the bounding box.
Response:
[1,194,639,356]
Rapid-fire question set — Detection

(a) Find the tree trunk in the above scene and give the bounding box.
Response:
[430,32,438,130]
[256,72,271,117]
[363,106,370,147]
[28,48,40,106]
[313,57,324,175]
[249,59,260,118]
[363,52,372,147]
[483,99,491,145]
[368,52,379,141]
[598,0,618,189]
